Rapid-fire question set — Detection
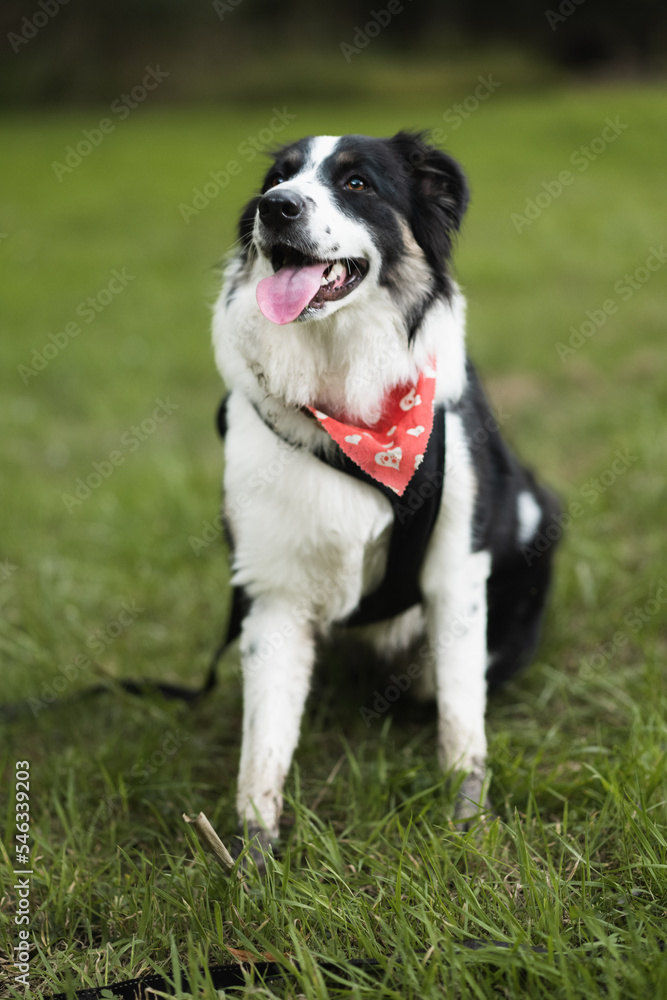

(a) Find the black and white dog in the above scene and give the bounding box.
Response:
[212,131,559,858]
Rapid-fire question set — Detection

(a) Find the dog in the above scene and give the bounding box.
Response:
[211,131,559,862]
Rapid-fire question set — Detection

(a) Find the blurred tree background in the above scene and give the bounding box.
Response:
[1,0,665,108]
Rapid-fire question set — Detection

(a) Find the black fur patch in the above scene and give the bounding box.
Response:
[453,362,560,688]
[387,131,469,295]
[317,132,469,309]
[237,195,261,264]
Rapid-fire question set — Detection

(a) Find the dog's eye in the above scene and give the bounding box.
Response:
[266,174,284,189]
[345,176,369,191]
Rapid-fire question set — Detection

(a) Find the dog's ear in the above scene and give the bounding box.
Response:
[237,195,261,262]
[389,131,469,279]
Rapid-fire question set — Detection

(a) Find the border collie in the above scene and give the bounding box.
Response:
[212,131,559,863]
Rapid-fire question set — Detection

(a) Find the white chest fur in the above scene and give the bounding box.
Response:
[223,390,394,628]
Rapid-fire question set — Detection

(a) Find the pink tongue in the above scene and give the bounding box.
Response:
[256,262,328,325]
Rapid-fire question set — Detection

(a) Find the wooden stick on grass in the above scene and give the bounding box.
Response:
[183,811,240,879]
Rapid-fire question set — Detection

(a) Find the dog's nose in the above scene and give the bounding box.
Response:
[257,191,305,230]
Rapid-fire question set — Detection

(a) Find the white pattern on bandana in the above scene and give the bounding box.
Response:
[307,360,437,496]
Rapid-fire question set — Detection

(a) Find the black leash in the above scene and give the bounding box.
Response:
[48,939,550,999]
[0,590,243,724]
[46,932,665,998]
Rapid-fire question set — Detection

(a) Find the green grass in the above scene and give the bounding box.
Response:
[1,82,666,998]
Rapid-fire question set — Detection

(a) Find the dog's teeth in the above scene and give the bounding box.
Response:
[318,261,346,288]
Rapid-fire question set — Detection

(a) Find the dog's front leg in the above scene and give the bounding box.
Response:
[425,550,491,822]
[235,597,315,860]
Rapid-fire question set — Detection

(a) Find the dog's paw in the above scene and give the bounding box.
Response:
[452,769,492,830]
[231,825,275,874]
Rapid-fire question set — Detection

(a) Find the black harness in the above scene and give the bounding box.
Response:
[217,396,446,645]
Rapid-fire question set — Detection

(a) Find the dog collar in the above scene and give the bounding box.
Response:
[307,361,437,496]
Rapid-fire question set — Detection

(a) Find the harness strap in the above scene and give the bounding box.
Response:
[333,404,445,627]
[217,396,445,646]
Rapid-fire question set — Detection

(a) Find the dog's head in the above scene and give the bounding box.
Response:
[238,131,469,335]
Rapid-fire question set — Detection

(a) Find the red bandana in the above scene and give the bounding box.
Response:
[308,362,437,496]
